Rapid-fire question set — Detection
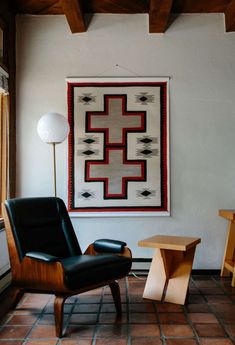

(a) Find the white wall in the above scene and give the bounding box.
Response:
[16,13,235,268]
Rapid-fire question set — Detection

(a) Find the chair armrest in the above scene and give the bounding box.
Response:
[15,255,69,292]
[25,251,59,262]
[93,239,127,254]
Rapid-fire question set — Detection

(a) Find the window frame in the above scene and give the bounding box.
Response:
[0,17,8,72]
[0,66,9,226]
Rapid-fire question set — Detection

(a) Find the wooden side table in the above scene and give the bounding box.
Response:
[138,235,201,305]
[219,209,235,287]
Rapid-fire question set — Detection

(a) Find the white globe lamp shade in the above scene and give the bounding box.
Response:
[37,112,70,144]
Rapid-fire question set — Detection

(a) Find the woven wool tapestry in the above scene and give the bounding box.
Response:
[67,77,169,216]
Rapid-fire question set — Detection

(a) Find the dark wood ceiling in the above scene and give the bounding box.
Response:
[14,0,235,34]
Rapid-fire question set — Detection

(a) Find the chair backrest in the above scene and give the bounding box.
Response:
[4,197,82,261]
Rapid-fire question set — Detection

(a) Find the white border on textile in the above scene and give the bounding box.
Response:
[66,77,170,218]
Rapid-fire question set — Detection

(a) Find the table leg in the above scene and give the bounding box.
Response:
[164,246,196,305]
[221,221,235,283]
[143,248,166,301]
[142,246,196,304]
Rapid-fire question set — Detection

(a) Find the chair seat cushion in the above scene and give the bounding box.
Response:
[61,254,132,290]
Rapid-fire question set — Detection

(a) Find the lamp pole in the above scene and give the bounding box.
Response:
[52,143,57,197]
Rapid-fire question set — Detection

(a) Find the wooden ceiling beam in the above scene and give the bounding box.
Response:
[224,0,235,31]
[60,0,86,33]
[149,0,174,33]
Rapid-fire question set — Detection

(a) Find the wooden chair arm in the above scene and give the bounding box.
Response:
[84,243,132,259]
[13,256,69,292]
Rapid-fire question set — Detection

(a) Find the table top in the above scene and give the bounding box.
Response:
[219,209,235,221]
[138,235,201,251]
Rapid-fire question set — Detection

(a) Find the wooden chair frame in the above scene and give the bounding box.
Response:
[3,204,132,337]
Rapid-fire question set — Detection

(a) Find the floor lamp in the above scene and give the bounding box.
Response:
[37,112,70,197]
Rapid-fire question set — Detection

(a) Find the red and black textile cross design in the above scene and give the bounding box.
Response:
[85,95,146,199]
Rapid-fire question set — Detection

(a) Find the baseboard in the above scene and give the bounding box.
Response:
[131,258,151,271]
[191,269,220,275]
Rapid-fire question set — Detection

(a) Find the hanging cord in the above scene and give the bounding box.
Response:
[115,64,142,77]
[95,64,171,79]
[95,63,142,77]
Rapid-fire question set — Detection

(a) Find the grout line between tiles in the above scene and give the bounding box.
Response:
[19,294,55,343]
[191,275,235,344]
[0,276,235,344]
[62,295,78,338]
[153,300,167,345]
[91,286,105,345]
[125,276,132,345]
[183,291,201,345]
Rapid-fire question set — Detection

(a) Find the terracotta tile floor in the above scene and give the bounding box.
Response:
[0,275,234,344]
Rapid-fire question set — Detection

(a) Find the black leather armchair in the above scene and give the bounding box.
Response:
[3,197,132,337]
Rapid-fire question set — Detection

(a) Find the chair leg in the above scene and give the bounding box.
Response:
[12,288,24,309]
[109,281,122,316]
[54,295,67,338]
